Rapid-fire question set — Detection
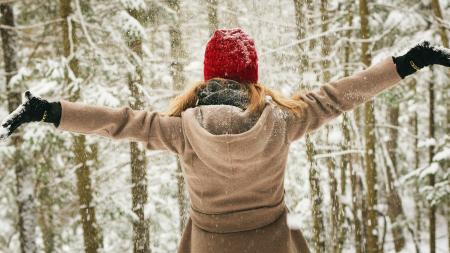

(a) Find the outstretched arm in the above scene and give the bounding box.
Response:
[1,92,185,154]
[286,41,450,142]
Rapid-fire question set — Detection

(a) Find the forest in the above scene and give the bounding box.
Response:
[0,0,449,253]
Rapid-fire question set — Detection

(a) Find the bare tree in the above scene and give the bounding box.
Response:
[293,1,326,252]
[385,101,406,251]
[430,1,449,251]
[125,5,150,253]
[36,161,56,253]
[206,0,218,36]
[0,3,37,253]
[60,0,101,252]
[359,0,380,252]
[319,1,342,252]
[340,3,358,253]
[167,0,188,234]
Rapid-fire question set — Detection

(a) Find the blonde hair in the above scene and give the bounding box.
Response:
[163,79,307,117]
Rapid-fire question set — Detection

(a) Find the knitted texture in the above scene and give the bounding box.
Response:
[393,41,450,78]
[1,91,61,139]
[204,28,258,84]
[196,78,249,110]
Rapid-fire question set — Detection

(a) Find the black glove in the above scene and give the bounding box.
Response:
[393,41,450,78]
[0,91,61,139]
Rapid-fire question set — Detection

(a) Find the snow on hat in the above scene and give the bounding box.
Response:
[204,28,258,84]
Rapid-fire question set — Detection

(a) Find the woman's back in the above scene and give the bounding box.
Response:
[180,100,292,233]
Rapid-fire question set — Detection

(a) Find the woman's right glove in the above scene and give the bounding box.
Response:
[0,91,61,140]
[393,41,450,78]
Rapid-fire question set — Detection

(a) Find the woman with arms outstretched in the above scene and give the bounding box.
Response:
[2,28,450,253]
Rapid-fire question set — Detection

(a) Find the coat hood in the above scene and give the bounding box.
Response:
[180,99,290,232]
[181,100,286,160]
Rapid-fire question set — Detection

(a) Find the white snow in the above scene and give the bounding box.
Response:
[120,0,146,11]
[419,162,440,179]
[1,104,25,126]
[222,28,253,65]
[0,127,10,141]
[433,148,450,162]
[116,10,146,40]
[0,102,27,141]
[418,138,436,148]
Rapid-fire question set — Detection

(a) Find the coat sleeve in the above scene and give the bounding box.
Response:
[286,57,402,142]
[57,100,185,154]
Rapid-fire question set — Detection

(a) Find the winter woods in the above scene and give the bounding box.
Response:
[0,0,449,253]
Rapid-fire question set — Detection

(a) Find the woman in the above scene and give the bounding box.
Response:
[2,28,450,253]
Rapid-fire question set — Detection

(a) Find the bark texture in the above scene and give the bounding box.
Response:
[206,0,218,36]
[359,0,379,252]
[167,0,188,234]
[60,1,101,252]
[430,1,449,251]
[126,6,150,253]
[386,104,406,252]
[293,1,325,252]
[1,4,38,253]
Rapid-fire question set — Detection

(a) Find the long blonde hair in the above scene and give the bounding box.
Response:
[163,79,307,117]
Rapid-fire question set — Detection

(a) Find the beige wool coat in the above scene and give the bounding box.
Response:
[57,57,402,253]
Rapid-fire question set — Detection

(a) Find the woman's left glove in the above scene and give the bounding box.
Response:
[0,91,61,139]
[393,41,450,78]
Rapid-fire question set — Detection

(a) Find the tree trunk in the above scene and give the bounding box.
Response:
[293,0,307,75]
[36,162,55,253]
[126,7,150,253]
[408,79,421,253]
[306,137,326,253]
[176,159,187,234]
[320,1,342,252]
[385,104,406,252]
[60,1,101,252]
[428,73,436,253]
[206,0,218,36]
[338,3,354,252]
[350,158,364,253]
[307,1,325,251]
[224,1,239,28]
[293,1,325,251]
[326,139,341,253]
[359,0,379,252]
[167,0,188,235]
[429,2,449,251]
[0,4,38,253]
[430,0,449,49]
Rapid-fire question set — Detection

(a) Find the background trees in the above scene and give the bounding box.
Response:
[0,0,448,252]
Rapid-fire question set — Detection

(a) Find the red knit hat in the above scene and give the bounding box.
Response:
[204,28,258,84]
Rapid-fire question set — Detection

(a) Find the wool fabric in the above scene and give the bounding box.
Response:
[204,28,258,84]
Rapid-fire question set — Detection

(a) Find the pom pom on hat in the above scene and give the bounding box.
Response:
[204,28,258,84]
